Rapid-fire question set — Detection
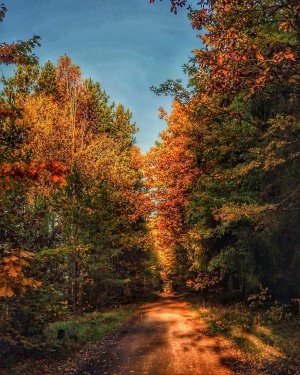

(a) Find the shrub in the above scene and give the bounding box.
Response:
[248,287,272,310]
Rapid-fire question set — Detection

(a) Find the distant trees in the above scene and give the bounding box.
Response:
[145,103,198,285]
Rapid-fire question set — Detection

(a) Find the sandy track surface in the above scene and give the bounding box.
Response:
[84,293,248,375]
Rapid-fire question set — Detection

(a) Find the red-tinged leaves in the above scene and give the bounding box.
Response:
[0,157,69,191]
[50,174,60,183]
[285,53,296,61]
[0,35,40,65]
[145,102,200,278]
[188,1,298,97]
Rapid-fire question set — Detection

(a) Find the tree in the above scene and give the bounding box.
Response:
[145,102,199,287]
[148,0,300,296]
[150,0,188,14]
[0,55,157,351]
[0,4,40,66]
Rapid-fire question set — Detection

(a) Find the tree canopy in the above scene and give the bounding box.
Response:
[0,0,299,361]
[146,0,300,296]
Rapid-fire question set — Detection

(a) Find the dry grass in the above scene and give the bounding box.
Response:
[188,295,300,374]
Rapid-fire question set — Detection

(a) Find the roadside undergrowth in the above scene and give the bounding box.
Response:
[45,306,136,350]
[5,304,138,374]
[187,294,300,374]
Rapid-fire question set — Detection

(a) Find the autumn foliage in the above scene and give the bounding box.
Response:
[146,0,300,293]
[0,0,299,363]
[0,19,157,349]
[145,102,199,282]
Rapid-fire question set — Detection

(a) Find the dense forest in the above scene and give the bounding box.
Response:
[148,0,300,298]
[0,5,159,353]
[0,0,299,373]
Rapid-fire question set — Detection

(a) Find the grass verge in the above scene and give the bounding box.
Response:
[6,304,138,374]
[45,305,135,349]
[187,294,300,374]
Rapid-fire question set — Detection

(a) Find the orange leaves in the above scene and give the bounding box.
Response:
[187,273,224,291]
[0,160,68,189]
[272,49,296,63]
[192,9,208,30]
[0,35,40,65]
[217,56,223,66]
[189,1,297,98]
[279,22,292,33]
[285,53,296,61]
[0,162,37,190]
[0,250,41,298]
[250,74,267,94]
[158,106,168,120]
[56,55,81,100]
[48,161,68,187]
[145,101,199,255]
[0,285,14,298]
[130,145,144,170]
[0,43,24,65]
[7,265,20,278]
[255,51,265,62]
[221,69,230,77]
[50,174,60,183]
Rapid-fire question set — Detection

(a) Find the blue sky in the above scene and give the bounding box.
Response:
[1,0,199,152]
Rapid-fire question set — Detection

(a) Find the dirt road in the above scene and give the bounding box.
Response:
[84,293,248,375]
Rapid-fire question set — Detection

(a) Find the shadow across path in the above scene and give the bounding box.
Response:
[80,293,252,375]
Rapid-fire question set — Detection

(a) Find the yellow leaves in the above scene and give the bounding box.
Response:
[214,203,274,222]
[236,160,261,177]
[19,250,34,258]
[0,249,42,298]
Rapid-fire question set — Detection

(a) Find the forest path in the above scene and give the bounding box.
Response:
[82,293,248,375]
